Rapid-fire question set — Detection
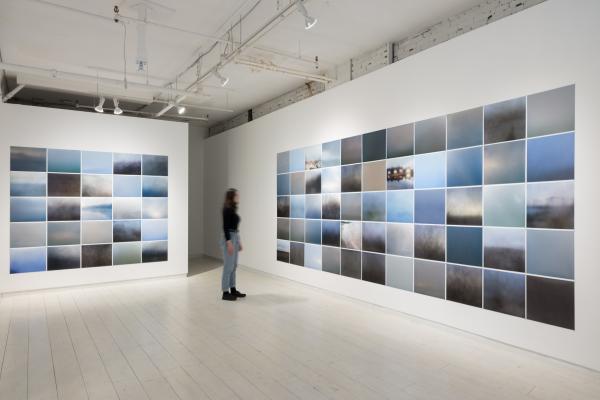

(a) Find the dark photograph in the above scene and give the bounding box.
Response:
[446,264,482,308]
[277,151,290,174]
[113,220,141,242]
[387,156,414,190]
[82,244,112,268]
[527,181,574,229]
[483,269,525,318]
[114,153,142,175]
[48,173,81,197]
[340,249,361,279]
[322,220,340,247]
[277,218,290,240]
[142,154,168,176]
[48,198,81,221]
[47,221,80,246]
[363,160,386,191]
[362,252,385,285]
[527,85,575,138]
[47,245,81,270]
[305,170,321,194]
[414,224,445,262]
[341,164,361,192]
[10,146,46,172]
[290,242,304,266]
[484,97,526,144]
[341,193,362,221]
[277,196,290,218]
[142,241,168,263]
[526,276,574,330]
[362,222,385,253]
[362,129,386,162]
[341,135,362,165]
[322,193,340,220]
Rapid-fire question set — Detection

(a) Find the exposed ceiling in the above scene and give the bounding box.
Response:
[0,0,483,124]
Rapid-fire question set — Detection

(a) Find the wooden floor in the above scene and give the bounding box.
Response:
[1,257,599,400]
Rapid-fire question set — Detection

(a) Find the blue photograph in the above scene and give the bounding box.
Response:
[362,192,385,221]
[47,222,81,246]
[82,151,112,174]
[415,116,446,154]
[142,241,168,263]
[484,140,525,185]
[447,146,482,187]
[142,176,168,197]
[527,85,575,138]
[527,132,574,182]
[81,198,112,220]
[290,148,305,172]
[341,164,361,192]
[10,146,46,172]
[142,198,168,219]
[48,149,81,173]
[10,247,46,274]
[321,166,341,193]
[447,107,483,150]
[341,193,361,220]
[484,227,525,272]
[322,193,340,220]
[527,229,573,279]
[322,140,341,167]
[142,155,168,176]
[11,197,46,222]
[362,222,385,253]
[447,226,482,266]
[114,175,141,197]
[305,194,321,219]
[387,190,413,223]
[414,152,445,189]
[305,219,322,244]
[415,189,445,225]
[322,220,340,247]
[278,173,290,197]
[142,219,168,241]
[113,153,141,175]
[305,145,321,170]
[304,244,322,270]
[290,195,305,218]
[10,172,46,196]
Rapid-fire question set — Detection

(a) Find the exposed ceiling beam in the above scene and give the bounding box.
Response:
[234,58,333,83]
[2,84,25,102]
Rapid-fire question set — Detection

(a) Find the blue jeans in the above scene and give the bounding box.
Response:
[222,232,239,291]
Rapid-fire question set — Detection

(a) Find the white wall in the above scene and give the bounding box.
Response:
[189,123,208,258]
[0,103,189,293]
[202,0,600,370]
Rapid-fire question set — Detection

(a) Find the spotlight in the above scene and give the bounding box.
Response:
[296,0,317,30]
[214,69,230,87]
[113,98,123,115]
[177,105,186,115]
[94,96,105,113]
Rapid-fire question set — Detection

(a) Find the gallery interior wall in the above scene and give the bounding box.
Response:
[189,123,208,258]
[201,0,600,370]
[0,102,189,293]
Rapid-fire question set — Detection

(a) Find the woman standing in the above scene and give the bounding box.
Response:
[221,188,246,301]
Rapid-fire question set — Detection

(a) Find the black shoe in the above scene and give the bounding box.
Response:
[231,288,246,298]
[222,292,237,301]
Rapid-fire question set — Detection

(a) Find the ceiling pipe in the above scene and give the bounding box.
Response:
[0,61,210,102]
[2,84,26,102]
[234,58,333,83]
[75,103,208,121]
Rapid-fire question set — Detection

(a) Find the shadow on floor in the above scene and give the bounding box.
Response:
[188,255,222,277]
[244,293,308,305]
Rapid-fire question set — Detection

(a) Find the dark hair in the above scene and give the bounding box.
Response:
[223,188,238,210]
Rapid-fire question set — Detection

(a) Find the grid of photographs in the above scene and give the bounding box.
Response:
[276,85,575,330]
[10,147,168,274]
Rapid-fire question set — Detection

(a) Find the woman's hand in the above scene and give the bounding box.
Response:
[238,242,243,252]
[226,240,234,255]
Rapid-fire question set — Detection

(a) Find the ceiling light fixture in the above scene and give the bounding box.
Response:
[113,97,123,115]
[214,69,230,87]
[94,96,105,113]
[296,0,317,30]
[177,105,186,114]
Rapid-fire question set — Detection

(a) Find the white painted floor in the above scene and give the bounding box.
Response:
[1,257,599,400]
